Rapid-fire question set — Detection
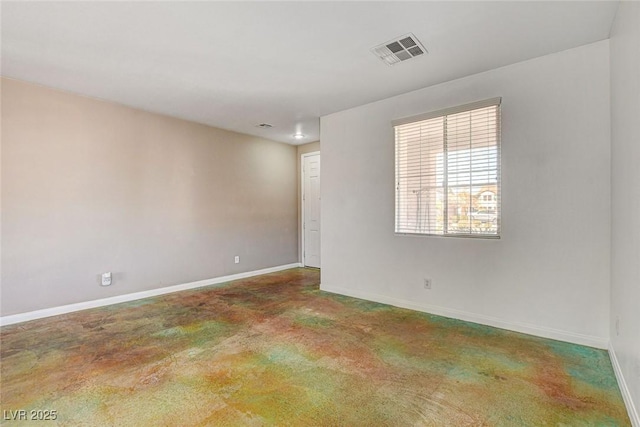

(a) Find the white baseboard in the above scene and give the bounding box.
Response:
[0,263,303,327]
[609,343,640,427]
[321,285,609,349]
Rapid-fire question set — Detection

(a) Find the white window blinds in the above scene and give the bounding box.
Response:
[394,98,501,237]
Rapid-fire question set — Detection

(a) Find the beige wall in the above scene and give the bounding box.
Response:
[296,141,320,263]
[1,78,298,316]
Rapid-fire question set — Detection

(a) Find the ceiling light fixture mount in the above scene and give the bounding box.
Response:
[293,133,305,140]
[372,33,427,66]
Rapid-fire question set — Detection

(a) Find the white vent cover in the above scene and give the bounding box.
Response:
[371,33,427,66]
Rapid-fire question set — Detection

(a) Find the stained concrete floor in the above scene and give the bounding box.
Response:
[0,268,630,426]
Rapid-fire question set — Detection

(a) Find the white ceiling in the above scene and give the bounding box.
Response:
[1,1,619,145]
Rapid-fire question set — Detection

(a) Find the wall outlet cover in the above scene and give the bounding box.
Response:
[101,272,112,286]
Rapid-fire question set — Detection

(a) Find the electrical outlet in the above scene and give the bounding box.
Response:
[234,256,240,264]
[101,272,112,286]
[424,278,432,289]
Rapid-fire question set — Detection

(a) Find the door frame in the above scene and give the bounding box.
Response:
[301,151,320,267]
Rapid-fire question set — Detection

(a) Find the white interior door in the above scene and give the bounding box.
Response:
[303,153,321,268]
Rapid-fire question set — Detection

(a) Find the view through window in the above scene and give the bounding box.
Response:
[394,99,501,237]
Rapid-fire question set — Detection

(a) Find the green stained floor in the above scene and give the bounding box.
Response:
[0,268,630,426]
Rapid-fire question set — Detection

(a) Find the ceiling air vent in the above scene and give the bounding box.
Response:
[371,33,427,66]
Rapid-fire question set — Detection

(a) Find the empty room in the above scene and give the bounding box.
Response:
[1,1,638,425]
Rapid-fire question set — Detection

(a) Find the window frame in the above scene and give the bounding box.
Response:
[393,98,502,239]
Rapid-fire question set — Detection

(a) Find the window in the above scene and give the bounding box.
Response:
[394,98,501,237]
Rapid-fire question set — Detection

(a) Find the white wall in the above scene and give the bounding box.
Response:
[610,0,640,422]
[321,41,611,348]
